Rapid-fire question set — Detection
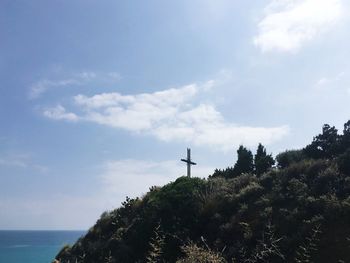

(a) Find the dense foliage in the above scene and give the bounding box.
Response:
[55,121,350,263]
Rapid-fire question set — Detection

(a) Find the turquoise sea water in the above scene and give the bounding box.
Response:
[0,230,85,263]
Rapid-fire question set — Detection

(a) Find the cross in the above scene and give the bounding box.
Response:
[181,148,196,177]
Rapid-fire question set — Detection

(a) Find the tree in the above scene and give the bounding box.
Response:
[337,149,350,175]
[210,168,235,179]
[233,145,254,176]
[147,224,165,263]
[304,124,340,159]
[254,143,275,176]
[344,120,350,135]
[341,120,350,151]
[276,150,305,169]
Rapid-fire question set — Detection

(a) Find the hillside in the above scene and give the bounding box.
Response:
[55,121,350,263]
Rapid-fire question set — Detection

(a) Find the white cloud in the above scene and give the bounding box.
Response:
[74,71,97,81]
[314,71,346,90]
[316,71,344,85]
[44,81,289,151]
[29,79,80,99]
[107,72,122,81]
[152,104,288,151]
[29,71,121,99]
[0,154,48,173]
[254,0,343,52]
[313,71,350,98]
[316,77,330,86]
[43,105,79,121]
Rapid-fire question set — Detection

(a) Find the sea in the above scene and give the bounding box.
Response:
[0,230,85,263]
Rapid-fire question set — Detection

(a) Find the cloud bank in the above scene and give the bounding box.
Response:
[254,0,343,52]
[0,158,214,230]
[44,81,289,151]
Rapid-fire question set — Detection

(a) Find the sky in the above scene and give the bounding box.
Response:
[1,0,350,230]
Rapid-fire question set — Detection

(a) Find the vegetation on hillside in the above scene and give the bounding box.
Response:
[55,121,350,263]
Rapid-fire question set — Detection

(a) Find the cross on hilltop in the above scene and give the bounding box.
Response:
[181,148,196,177]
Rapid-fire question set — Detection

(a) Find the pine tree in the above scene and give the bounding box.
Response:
[254,143,275,176]
[233,145,254,176]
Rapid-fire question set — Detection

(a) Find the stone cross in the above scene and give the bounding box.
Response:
[181,148,196,177]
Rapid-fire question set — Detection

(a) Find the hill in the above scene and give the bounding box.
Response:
[54,121,350,263]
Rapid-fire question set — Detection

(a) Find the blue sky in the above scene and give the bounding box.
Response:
[1,0,350,230]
